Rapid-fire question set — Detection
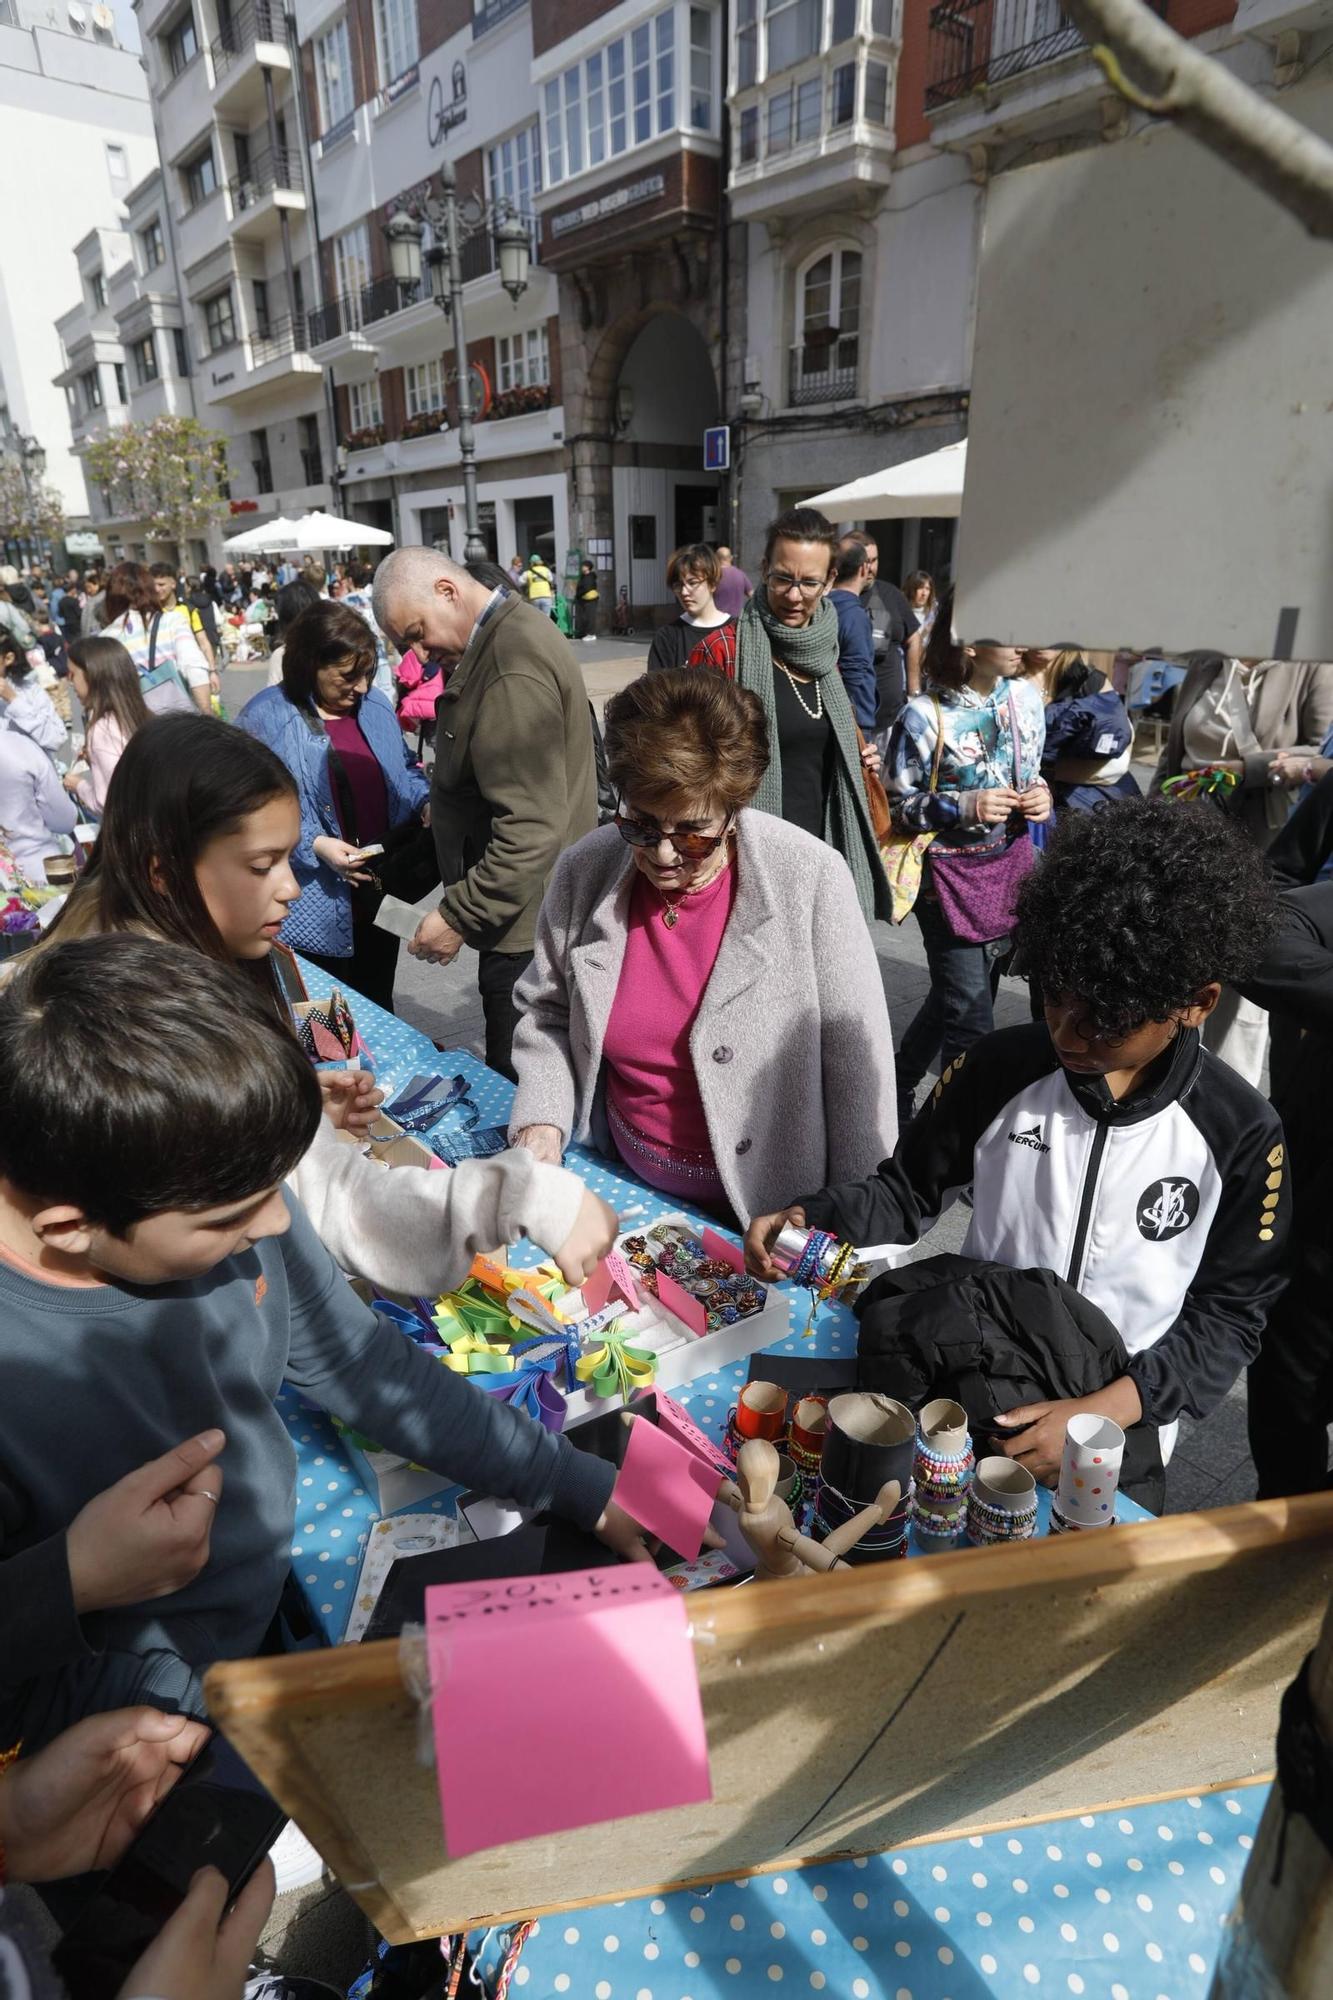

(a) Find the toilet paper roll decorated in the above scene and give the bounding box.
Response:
[912,1397,973,1550]
[966,1456,1038,1546]
[788,1396,829,1476]
[1055,1413,1125,1529]
[814,1392,916,1560]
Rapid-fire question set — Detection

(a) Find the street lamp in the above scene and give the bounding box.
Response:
[380,160,531,563]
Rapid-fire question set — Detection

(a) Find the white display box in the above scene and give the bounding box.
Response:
[556,1212,790,1430]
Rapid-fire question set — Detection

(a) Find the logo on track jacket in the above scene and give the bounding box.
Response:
[801,1024,1288,1459]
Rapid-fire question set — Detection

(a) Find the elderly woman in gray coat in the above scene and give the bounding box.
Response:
[509,669,897,1224]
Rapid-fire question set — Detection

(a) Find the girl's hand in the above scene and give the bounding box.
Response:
[975,787,1021,825]
[63,769,84,793]
[313,835,374,884]
[318,1069,385,1134]
[1020,783,1052,823]
[860,739,882,777]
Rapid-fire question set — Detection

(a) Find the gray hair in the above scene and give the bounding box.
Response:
[371,545,473,630]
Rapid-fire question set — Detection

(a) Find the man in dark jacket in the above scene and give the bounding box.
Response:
[374,548,597,1078]
[839,534,919,750]
[827,540,879,734]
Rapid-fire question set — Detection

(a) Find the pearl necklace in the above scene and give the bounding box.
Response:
[774,657,823,721]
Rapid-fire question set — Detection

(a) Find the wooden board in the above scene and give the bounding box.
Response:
[204,1494,1333,1944]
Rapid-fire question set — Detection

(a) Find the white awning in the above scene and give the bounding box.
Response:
[804,440,967,519]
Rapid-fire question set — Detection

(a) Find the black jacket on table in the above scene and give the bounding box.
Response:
[798,1022,1289,1458]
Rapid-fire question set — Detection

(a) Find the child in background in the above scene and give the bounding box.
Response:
[747,799,1289,1506]
[0,933,648,1753]
[62,635,150,817]
[0,628,66,757]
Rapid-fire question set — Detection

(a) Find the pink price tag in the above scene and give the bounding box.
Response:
[425,1566,710,1856]
[701,1226,746,1274]
[615,1414,721,1559]
[583,1251,641,1316]
[655,1268,706,1336]
[639,1390,732,1477]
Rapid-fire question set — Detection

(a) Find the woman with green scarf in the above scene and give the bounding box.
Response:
[686,508,891,922]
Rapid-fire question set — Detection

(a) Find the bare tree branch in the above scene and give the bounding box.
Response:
[1061,0,1333,240]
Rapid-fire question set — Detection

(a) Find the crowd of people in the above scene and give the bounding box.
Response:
[3,518,1333,1992]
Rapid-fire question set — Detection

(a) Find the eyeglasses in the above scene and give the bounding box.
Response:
[766,571,827,598]
[614,807,730,861]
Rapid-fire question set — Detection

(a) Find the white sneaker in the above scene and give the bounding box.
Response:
[268,1817,327,1894]
[582,635,595,642]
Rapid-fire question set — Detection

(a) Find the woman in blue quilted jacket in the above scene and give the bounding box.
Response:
[237,600,429,1009]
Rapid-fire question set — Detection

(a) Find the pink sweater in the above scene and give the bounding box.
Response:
[74,715,130,817]
[602,862,737,1199]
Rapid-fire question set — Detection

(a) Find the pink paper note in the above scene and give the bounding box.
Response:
[615,1414,720,1559]
[582,1251,640,1316]
[638,1390,732,1477]
[655,1267,707,1335]
[701,1226,746,1274]
[426,1566,710,1856]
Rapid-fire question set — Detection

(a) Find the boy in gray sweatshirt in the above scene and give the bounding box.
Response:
[0,934,641,1751]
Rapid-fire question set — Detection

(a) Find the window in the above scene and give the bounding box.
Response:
[796,247,862,389]
[165,10,198,75]
[737,0,757,86]
[183,146,217,209]
[689,8,712,130]
[203,288,236,353]
[299,414,322,486]
[739,103,759,161]
[315,16,354,132]
[252,428,273,493]
[540,10,679,189]
[105,143,129,184]
[767,86,791,155]
[132,333,159,386]
[348,377,383,432]
[89,268,106,310]
[864,59,889,122]
[655,8,675,130]
[766,0,819,74]
[252,278,271,339]
[486,122,542,222]
[140,218,166,270]
[495,325,550,393]
[405,357,444,418]
[80,368,102,412]
[832,0,856,39]
[831,61,856,125]
[333,223,370,325]
[172,327,189,376]
[796,73,821,140]
[114,361,128,404]
[871,0,893,30]
[374,0,417,89]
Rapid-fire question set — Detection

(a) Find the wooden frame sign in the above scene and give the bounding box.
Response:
[204,1494,1333,1944]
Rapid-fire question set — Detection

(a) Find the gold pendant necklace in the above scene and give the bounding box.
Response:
[657,845,732,929]
[661,898,681,929]
[775,658,823,720]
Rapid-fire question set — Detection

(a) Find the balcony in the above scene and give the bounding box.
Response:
[228,148,307,241]
[788,340,860,408]
[729,56,894,222]
[198,314,322,408]
[926,0,1168,136]
[309,223,545,369]
[210,0,291,120]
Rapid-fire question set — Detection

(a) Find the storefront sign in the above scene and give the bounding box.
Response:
[550,173,667,240]
[427,63,468,147]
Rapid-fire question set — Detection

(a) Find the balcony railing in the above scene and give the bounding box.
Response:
[788,340,859,407]
[307,221,539,348]
[229,147,304,211]
[211,0,284,74]
[249,313,309,368]
[926,0,1166,107]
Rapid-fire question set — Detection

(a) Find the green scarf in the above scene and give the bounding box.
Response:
[735,592,890,922]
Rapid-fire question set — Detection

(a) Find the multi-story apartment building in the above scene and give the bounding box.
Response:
[296,0,567,564]
[0,3,155,520]
[132,0,334,536]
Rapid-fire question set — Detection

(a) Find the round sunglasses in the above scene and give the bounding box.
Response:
[614,807,731,862]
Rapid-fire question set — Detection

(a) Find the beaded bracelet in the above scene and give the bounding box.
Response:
[965,1489,1038,1545]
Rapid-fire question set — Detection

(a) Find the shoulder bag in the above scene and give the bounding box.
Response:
[926,686,1036,945]
[879,696,945,924]
[136,612,195,716]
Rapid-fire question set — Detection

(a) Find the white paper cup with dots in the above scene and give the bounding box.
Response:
[1056,1413,1125,1528]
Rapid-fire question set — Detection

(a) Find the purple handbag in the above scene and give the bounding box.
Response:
[927,687,1035,944]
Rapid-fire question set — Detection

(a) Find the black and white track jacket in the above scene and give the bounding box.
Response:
[801,1024,1289,1456]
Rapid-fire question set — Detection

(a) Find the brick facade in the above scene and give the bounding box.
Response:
[420,0,472,59]
[531,0,620,59]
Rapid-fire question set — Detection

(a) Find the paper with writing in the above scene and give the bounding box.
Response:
[638,1390,733,1478]
[583,1251,641,1316]
[426,1566,710,1855]
[615,1414,720,1559]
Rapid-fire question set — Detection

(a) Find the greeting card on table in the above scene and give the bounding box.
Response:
[425,1566,710,1856]
[615,1413,720,1559]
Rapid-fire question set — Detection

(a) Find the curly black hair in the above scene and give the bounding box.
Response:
[1013,796,1280,1041]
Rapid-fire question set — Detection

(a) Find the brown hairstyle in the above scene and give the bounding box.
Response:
[279,600,377,712]
[665,543,722,591]
[604,669,769,817]
[68,635,151,741]
[903,569,935,604]
[103,561,158,623]
[922,589,967,690]
[762,506,838,567]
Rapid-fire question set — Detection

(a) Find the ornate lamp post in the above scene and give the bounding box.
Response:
[382,164,530,562]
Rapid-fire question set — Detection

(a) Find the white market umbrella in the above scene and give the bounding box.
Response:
[804,439,967,520]
[288,510,395,551]
[222,515,300,553]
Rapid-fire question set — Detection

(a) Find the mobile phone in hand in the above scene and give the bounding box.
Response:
[51,1733,286,1999]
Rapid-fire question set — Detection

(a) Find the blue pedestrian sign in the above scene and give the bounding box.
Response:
[703,425,730,472]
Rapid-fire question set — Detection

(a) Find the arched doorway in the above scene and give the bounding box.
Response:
[611,312,719,615]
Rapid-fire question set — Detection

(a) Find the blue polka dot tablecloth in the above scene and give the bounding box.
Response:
[470,1785,1265,1999]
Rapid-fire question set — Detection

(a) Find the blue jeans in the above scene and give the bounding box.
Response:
[896,892,1007,1098]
